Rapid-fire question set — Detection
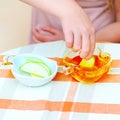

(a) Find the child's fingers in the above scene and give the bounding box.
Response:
[33,29,49,42]
[64,31,74,48]
[33,28,62,42]
[86,34,96,59]
[72,33,82,52]
[41,26,58,35]
[79,33,91,59]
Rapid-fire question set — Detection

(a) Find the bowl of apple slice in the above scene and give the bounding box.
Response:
[62,48,112,84]
[11,54,58,87]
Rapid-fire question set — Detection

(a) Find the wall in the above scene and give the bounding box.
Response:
[0,0,31,52]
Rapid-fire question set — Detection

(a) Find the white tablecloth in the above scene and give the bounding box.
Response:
[0,41,120,120]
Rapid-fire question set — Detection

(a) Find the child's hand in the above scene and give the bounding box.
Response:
[21,0,95,59]
[33,26,64,43]
[60,3,96,59]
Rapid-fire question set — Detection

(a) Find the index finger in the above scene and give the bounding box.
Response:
[79,33,91,59]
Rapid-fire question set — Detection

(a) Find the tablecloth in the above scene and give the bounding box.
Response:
[0,41,120,120]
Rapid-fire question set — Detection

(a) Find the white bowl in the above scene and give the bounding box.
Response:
[11,54,58,87]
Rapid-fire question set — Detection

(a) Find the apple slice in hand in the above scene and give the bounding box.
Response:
[79,56,95,68]
[20,61,51,78]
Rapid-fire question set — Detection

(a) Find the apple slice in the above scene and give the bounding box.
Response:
[25,56,43,63]
[79,56,95,68]
[20,61,51,78]
[30,73,44,78]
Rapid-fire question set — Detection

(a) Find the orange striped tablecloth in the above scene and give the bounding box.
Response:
[0,41,120,120]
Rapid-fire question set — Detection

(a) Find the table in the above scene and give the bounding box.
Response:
[0,41,120,120]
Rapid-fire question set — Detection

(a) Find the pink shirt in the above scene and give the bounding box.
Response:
[29,0,115,43]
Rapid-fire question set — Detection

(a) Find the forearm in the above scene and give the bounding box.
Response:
[96,22,120,43]
[96,0,120,43]
[20,0,80,19]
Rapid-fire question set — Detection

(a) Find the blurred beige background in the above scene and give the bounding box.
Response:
[0,0,32,52]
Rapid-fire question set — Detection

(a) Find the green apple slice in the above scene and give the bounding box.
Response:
[20,61,51,78]
[30,73,44,78]
[25,56,43,63]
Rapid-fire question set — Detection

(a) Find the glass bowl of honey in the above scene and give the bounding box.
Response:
[62,48,112,84]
